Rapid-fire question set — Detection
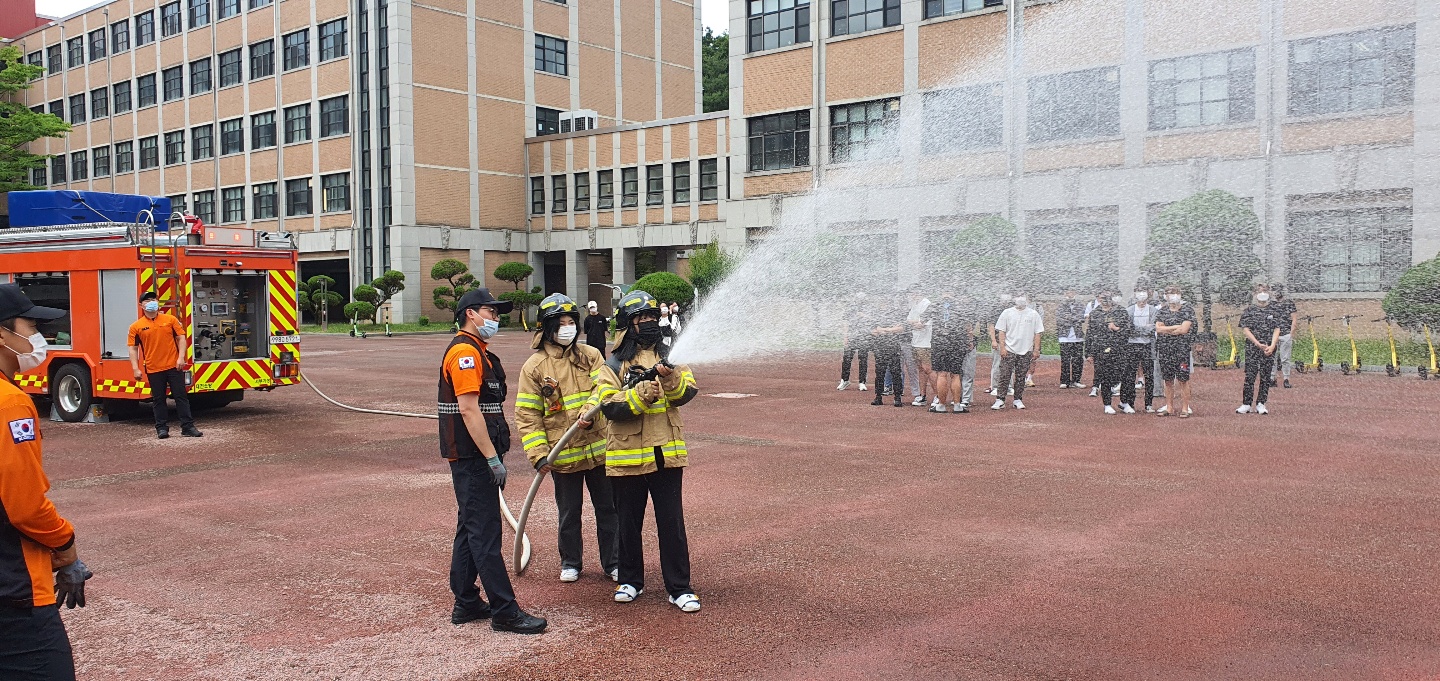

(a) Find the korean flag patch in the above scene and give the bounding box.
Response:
[458,355,477,370]
[9,418,36,444]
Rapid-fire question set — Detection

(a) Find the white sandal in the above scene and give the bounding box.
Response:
[669,593,700,613]
[613,584,642,603]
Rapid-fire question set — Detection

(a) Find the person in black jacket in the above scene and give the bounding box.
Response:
[582,301,610,358]
[1088,290,1132,415]
[869,294,909,407]
[1055,288,1087,388]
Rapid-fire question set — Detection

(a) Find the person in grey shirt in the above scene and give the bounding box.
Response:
[1120,288,1159,413]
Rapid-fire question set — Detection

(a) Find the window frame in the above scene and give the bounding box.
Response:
[1148,48,1256,131]
[551,174,568,213]
[673,161,691,203]
[114,141,134,173]
[111,19,130,53]
[46,45,62,75]
[283,29,310,71]
[1286,206,1413,293]
[193,190,216,223]
[321,173,350,212]
[113,81,132,113]
[699,158,719,201]
[319,96,349,137]
[319,19,348,61]
[621,167,639,207]
[535,34,568,76]
[67,37,85,69]
[829,97,901,163]
[530,177,546,215]
[68,93,86,124]
[573,172,591,211]
[164,130,186,165]
[71,151,88,181]
[158,3,180,38]
[747,110,812,171]
[597,170,614,209]
[251,111,277,149]
[645,164,665,206]
[535,107,561,136]
[88,28,107,61]
[284,103,311,144]
[137,73,158,108]
[220,118,245,155]
[253,182,278,220]
[218,49,242,87]
[190,58,212,94]
[923,0,1003,20]
[1027,66,1122,143]
[285,178,313,216]
[92,146,111,177]
[249,39,275,80]
[51,154,66,184]
[1287,25,1415,118]
[920,83,1005,155]
[748,0,811,53]
[218,0,239,20]
[138,136,160,169]
[188,0,210,29]
[221,186,246,223]
[192,124,214,159]
[162,65,185,102]
[831,0,899,37]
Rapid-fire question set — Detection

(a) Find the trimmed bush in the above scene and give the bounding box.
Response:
[1383,254,1440,331]
[631,272,694,307]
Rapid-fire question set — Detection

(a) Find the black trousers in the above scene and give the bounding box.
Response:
[0,605,75,681]
[1059,342,1085,385]
[1243,351,1275,406]
[840,341,870,382]
[552,465,619,573]
[1120,344,1156,407]
[611,452,691,598]
[147,368,194,430]
[871,346,903,401]
[1095,349,1124,406]
[995,352,1033,401]
[449,456,519,618]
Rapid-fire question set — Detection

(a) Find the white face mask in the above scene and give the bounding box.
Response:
[1013,296,1028,309]
[1134,291,1148,302]
[1111,295,1125,305]
[4,329,48,373]
[555,325,578,344]
[1165,294,1181,304]
[1255,293,1270,303]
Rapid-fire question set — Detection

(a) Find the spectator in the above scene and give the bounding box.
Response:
[583,301,610,358]
[929,289,972,413]
[1084,289,1109,398]
[1120,288,1159,414]
[986,294,1012,397]
[991,292,1043,410]
[838,293,870,391]
[1154,285,1197,418]
[1238,284,1281,415]
[1090,290,1132,415]
[906,287,934,407]
[668,303,683,336]
[869,293,908,407]
[1270,284,1296,389]
[1025,301,1044,389]
[658,305,674,347]
[1056,288,1086,388]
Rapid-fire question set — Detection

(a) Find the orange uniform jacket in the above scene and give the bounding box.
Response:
[0,378,75,608]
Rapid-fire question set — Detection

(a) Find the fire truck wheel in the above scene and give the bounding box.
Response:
[51,363,94,423]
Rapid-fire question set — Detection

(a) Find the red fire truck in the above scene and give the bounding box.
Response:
[1,191,301,422]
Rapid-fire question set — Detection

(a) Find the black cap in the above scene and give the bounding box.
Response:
[0,284,67,324]
[454,288,514,322]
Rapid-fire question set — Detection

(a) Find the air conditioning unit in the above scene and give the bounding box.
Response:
[559,109,598,134]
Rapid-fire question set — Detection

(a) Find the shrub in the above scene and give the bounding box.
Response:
[417,315,430,327]
[1383,254,1440,331]
[631,272,694,307]
[343,301,376,324]
[431,259,477,312]
[687,239,739,296]
[1141,190,1263,333]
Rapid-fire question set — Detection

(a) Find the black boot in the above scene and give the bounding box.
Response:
[491,608,547,634]
[157,427,170,440]
[451,601,492,625]
[181,425,204,437]
[870,396,884,406]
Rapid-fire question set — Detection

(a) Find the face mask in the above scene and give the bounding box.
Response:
[1255,293,1270,303]
[1166,294,1181,304]
[1111,295,1125,305]
[634,320,664,346]
[477,318,499,339]
[555,325,578,344]
[4,329,48,372]
[1013,297,1028,309]
[1134,291,1148,302]
[143,300,160,314]
[671,308,679,316]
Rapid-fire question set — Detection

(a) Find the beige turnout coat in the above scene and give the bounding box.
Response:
[514,340,610,473]
[597,343,698,476]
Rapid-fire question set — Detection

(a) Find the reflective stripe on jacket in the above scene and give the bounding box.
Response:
[597,345,698,476]
[515,341,611,473]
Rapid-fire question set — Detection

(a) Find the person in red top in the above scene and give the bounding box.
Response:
[127,292,201,439]
[0,284,93,681]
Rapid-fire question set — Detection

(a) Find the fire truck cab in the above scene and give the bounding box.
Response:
[1,190,301,422]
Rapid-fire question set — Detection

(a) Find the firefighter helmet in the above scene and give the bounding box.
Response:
[537,293,579,323]
[615,290,661,327]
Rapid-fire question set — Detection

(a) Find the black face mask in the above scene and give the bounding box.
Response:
[634,320,663,346]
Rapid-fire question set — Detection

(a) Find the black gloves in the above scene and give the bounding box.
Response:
[55,559,93,609]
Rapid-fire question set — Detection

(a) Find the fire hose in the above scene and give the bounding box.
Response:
[299,371,532,569]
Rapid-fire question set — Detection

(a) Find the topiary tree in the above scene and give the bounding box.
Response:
[298,275,344,323]
[370,269,405,310]
[494,261,533,292]
[343,301,376,325]
[687,239,739,296]
[1383,254,1440,331]
[499,286,546,329]
[432,259,478,313]
[352,284,379,322]
[930,216,1029,296]
[632,272,694,308]
[1141,190,1264,333]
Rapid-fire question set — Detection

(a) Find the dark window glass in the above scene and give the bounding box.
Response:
[1287,207,1412,293]
[190,59,211,94]
[250,39,274,79]
[249,0,273,8]
[114,141,134,172]
[67,37,84,68]
[222,187,245,222]
[68,94,86,124]
[137,73,158,107]
[320,96,348,136]
[597,170,614,209]
[192,124,214,159]
[92,146,111,177]
[535,34,568,76]
[319,19,348,60]
[113,81,132,112]
[1149,49,1256,130]
[285,178,312,216]
[252,111,276,148]
[164,131,186,164]
[322,173,350,212]
[1027,66,1121,142]
[284,104,310,143]
[71,151,88,181]
[621,167,639,207]
[1289,25,1414,117]
[48,100,64,120]
[51,154,66,184]
[283,30,309,70]
[699,158,719,201]
[218,0,239,20]
[219,49,242,86]
[552,174,568,212]
[111,20,130,52]
[253,183,278,219]
[536,106,561,136]
[138,136,159,169]
[163,66,184,101]
[193,190,215,223]
[646,164,664,205]
[188,0,210,28]
[91,87,109,119]
[921,83,1004,154]
[32,167,47,187]
[220,118,244,154]
[923,0,1003,20]
[26,51,43,80]
[747,110,812,171]
[832,0,899,37]
[88,29,107,61]
[158,3,179,37]
[167,194,187,215]
[830,98,900,163]
[46,45,61,74]
[673,161,691,203]
[1029,221,1119,294]
[573,172,590,211]
[747,0,811,53]
[530,177,545,214]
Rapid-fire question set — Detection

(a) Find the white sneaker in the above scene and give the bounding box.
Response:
[991,399,1005,410]
[1025,377,1035,387]
[1256,403,1269,415]
[985,387,997,396]
[1121,403,1135,414]
[1157,405,1169,414]
[1089,387,1099,397]
[1007,388,1015,396]
[614,584,642,602]
[837,380,850,390]
[1144,405,1155,413]
[1059,383,1069,389]
[1236,405,1251,414]
[1112,386,1120,396]
[1185,407,1193,415]
[1013,400,1025,410]
[1104,405,1117,415]
[669,593,701,613]
[560,568,580,583]
[911,396,927,407]
[858,383,868,391]
[610,568,619,582]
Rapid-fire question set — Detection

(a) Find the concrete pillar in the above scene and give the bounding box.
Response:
[612,247,635,288]
[566,249,590,302]
[388,229,422,322]
[528,250,547,294]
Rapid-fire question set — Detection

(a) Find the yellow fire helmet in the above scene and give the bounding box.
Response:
[537,293,579,323]
[615,290,660,327]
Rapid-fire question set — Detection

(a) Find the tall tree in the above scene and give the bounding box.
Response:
[0,46,70,193]
[1141,190,1264,333]
[701,28,729,114]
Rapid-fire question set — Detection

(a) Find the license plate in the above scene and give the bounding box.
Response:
[194,382,215,391]
[269,335,300,344]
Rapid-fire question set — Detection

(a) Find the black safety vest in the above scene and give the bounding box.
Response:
[438,333,510,460]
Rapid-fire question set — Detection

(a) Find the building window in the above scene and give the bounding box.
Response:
[32,167,47,187]
[530,177,545,214]
[68,94,86,124]
[832,0,898,37]
[112,20,130,52]
[88,28,107,61]
[1030,221,1119,294]
[621,167,639,207]
[286,178,312,216]
[219,49,242,86]
[159,3,180,37]
[163,66,184,102]
[46,45,61,75]
[91,87,109,119]
[192,124,214,159]
[1028,66,1121,143]
[830,98,900,163]
[747,110,811,171]
[220,118,244,154]
[252,112,276,148]
[551,174,568,212]
[250,39,274,79]
[26,51,43,79]
[283,30,309,70]
[167,194,187,215]
[249,0,273,8]
[193,190,215,223]
[319,19,347,61]
[67,37,84,69]
[188,0,210,28]
[322,173,350,212]
[48,100,64,120]
[218,0,239,20]
[1149,49,1255,130]
[139,136,160,169]
[748,0,811,53]
[673,161,691,203]
[921,83,1004,154]
[51,155,66,184]
[1289,25,1414,118]
[164,131,186,164]
[924,0,1003,19]
[536,107,561,136]
[284,104,310,143]
[535,35,568,76]
[190,58,212,94]
[92,146,110,177]
[221,187,245,222]
[645,165,664,205]
[574,172,590,211]
[114,141,134,173]
[137,73,158,107]
[699,158,719,201]
[320,96,349,136]
[253,183,278,219]
[597,170,614,209]
[71,151,88,181]
[114,81,132,113]
[1287,207,1411,293]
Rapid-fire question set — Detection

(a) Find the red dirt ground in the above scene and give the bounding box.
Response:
[36,332,1440,680]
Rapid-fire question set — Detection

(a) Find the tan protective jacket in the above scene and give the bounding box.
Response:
[514,340,610,473]
[597,342,698,476]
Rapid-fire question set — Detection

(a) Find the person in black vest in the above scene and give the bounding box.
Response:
[582,300,610,358]
[439,288,546,634]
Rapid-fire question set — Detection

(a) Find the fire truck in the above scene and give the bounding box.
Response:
[1,190,301,422]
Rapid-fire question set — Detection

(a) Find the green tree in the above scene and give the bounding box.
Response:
[343,301,376,324]
[701,28,729,114]
[929,216,1029,295]
[352,284,380,322]
[369,269,406,309]
[1383,254,1440,331]
[492,261,535,327]
[431,258,478,313]
[298,275,344,323]
[499,286,546,328]
[1,46,71,193]
[1141,190,1264,333]
[687,239,739,296]
[632,272,694,307]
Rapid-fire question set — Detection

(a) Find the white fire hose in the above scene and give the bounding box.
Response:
[510,404,602,575]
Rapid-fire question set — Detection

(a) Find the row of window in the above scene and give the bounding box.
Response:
[529,159,722,215]
[165,175,351,223]
[748,0,1002,52]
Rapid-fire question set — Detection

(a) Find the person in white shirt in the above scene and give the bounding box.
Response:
[667,303,682,336]
[991,292,1044,410]
[1121,289,1159,413]
[906,289,934,407]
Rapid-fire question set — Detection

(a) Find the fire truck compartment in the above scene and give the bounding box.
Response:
[192,273,267,362]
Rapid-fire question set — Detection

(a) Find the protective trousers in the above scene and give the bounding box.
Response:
[449,456,519,619]
[146,368,194,430]
[552,466,619,574]
[611,451,691,598]
[0,605,75,681]
[960,348,976,406]
[1059,342,1085,385]
[1120,344,1156,408]
[1243,351,1275,406]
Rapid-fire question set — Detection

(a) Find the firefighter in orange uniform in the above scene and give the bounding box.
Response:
[127,291,202,439]
[0,284,93,681]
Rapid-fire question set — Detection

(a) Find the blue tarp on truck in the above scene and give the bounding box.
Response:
[6,191,172,229]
